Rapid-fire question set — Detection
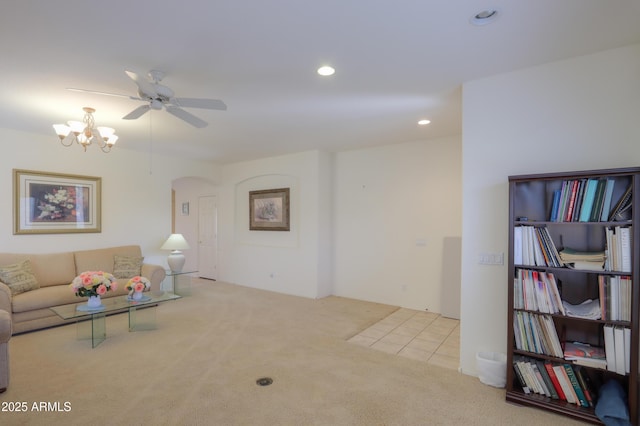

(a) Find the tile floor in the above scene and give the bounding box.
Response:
[348,308,460,370]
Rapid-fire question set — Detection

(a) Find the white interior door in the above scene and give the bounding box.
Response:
[197,196,217,280]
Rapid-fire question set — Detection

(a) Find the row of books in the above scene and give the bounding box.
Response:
[513,310,631,375]
[513,269,565,315]
[513,356,597,407]
[599,275,632,322]
[605,226,632,273]
[514,268,627,322]
[513,226,562,267]
[604,325,631,375]
[549,178,621,223]
[513,311,563,358]
[514,225,632,272]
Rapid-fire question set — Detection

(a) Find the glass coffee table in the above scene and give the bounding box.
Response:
[50,292,181,348]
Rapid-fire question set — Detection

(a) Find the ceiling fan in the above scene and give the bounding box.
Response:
[68,69,227,128]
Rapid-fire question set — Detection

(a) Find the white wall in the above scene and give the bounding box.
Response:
[0,128,219,269]
[217,150,332,299]
[460,44,640,375]
[332,136,462,311]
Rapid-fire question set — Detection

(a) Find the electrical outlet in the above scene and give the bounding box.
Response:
[478,252,504,265]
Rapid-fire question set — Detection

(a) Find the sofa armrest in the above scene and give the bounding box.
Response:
[0,282,11,315]
[141,263,166,292]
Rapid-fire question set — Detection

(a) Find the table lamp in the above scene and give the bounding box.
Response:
[161,233,190,272]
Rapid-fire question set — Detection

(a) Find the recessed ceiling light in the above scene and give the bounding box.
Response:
[418,119,431,126]
[317,66,335,76]
[469,9,499,26]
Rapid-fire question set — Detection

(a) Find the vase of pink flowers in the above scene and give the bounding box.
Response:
[126,276,151,301]
[70,271,117,309]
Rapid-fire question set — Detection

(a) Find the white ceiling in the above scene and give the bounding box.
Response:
[1,1,640,164]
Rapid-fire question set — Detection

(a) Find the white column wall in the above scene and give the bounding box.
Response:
[460,44,640,375]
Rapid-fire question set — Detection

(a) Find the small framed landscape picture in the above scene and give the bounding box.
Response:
[249,188,290,231]
[182,202,190,216]
[13,169,102,234]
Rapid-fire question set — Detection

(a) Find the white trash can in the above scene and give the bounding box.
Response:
[476,351,507,388]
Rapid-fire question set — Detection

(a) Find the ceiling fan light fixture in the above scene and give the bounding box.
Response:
[150,99,164,110]
[469,9,499,26]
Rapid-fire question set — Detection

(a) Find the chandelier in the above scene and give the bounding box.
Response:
[53,107,118,153]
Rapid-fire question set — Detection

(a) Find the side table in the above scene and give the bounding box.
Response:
[165,270,197,296]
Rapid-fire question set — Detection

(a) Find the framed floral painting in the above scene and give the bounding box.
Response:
[249,188,290,231]
[13,169,101,234]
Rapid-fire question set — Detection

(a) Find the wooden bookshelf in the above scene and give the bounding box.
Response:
[507,167,639,425]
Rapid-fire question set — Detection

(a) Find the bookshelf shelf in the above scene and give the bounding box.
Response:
[507,167,639,425]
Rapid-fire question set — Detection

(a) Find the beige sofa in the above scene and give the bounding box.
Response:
[0,245,166,334]
[0,307,9,392]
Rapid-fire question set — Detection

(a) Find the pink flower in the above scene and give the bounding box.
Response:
[110,282,117,291]
[96,284,107,295]
[133,282,145,292]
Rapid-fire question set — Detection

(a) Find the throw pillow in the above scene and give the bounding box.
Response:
[113,255,144,279]
[0,259,40,296]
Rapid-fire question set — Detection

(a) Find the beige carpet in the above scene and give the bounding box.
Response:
[2,279,584,426]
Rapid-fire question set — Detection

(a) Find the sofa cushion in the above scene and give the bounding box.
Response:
[0,252,76,288]
[113,255,144,279]
[0,260,39,296]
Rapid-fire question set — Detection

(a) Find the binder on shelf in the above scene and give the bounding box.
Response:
[603,324,616,373]
[614,326,626,375]
[624,327,631,374]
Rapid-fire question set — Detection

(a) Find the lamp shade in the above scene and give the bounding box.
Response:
[161,234,191,250]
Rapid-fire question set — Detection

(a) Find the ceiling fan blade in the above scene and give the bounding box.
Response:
[165,106,208,128]
[122,104,151,120]
[172,97,227,111]
[125,69,157,98]
[67,87,140,101]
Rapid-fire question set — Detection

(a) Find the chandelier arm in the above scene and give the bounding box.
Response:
[100,144,113,153]
[60,137,75,147]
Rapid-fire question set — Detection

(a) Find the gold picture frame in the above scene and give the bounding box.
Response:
[249,188,290,231]
[13,169,102,234]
